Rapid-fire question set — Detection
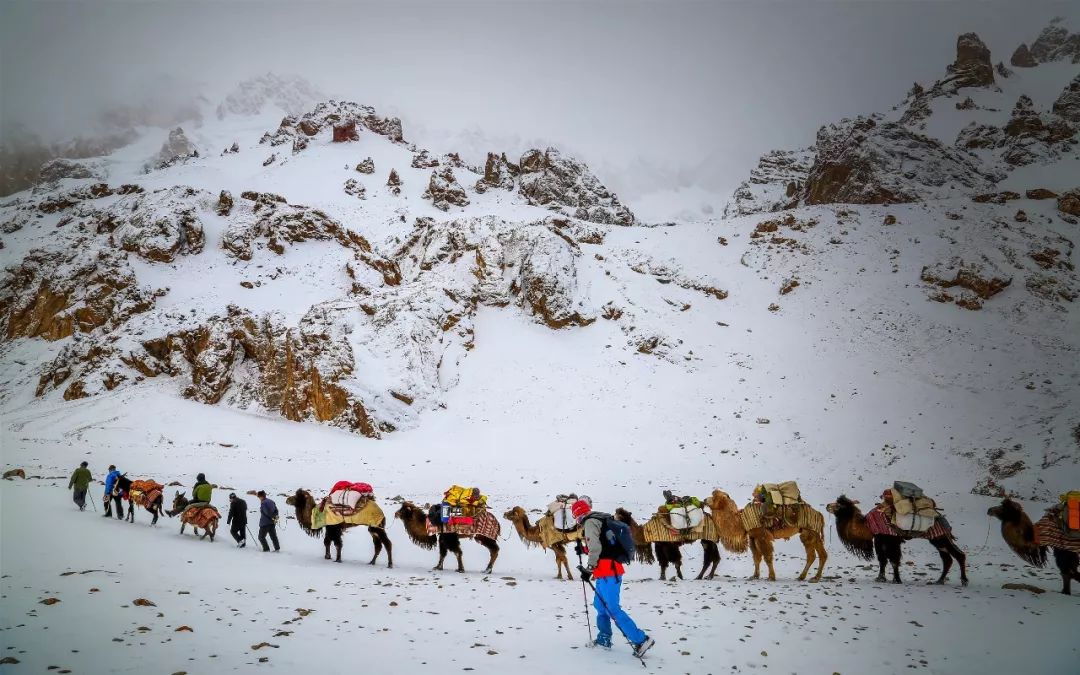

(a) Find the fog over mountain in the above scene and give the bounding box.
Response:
[3,1,1077,203]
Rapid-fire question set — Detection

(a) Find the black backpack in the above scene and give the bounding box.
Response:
[588,514,635,565]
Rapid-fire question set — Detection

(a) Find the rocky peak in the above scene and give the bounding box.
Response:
[1029,20,1080,64]
[1010,43,1037,68]
[1052,74,1080,123]
[261,100,404,154]
[147,127,198,172]
[515,148,634,225]
[943,32,995,89]
[423,168,470,211]
[474,152,518,193]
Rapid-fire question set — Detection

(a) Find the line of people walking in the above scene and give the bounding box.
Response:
[68,463,281,552]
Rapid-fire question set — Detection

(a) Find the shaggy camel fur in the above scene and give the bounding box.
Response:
[395,501,499,573]
[612,508,657,566]
[706,489,826,582]
[289,489,393,567]
[988,498,1080,595]
[503,506,574,580]
[827,495,968,585]
[166,491,218,542]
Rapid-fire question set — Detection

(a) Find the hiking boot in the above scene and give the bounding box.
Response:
[632,635,655,658]
[588,636,612,649]
[238,541,246,548]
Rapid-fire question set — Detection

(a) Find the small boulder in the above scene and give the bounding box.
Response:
[1058,188,1080,217]
[217,190,234,216]
[1014,209,1028,222]
[1026,188,1058,200]
[3,468,26,479]
[355,157,375,174]
[883,214,897,225]
[386,169,402,196]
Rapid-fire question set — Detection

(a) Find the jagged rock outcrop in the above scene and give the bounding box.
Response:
[1000,95,1076,166]
[0,246,154,342]
[38,159,102,184]
[221,194,399,285]
[386,169,402,195]
[99,187,207,263]
[942,33,995,90]
[260,100,403,153]
[355,157,375,174]
[515,148,634,225]
[1028,20,1080,64]
[921,257,1012,310]
[423,168,469,211]
[725,148,812,216]
[1059,188,1080,217]
[343,179,366,199]
[410,150,439,169]
[804,116,996,205]
[1053,74,1080,123]
[1010,43,1037,68]
[474,152,518,193]
[147,128,198,172]
[216,190,233,216]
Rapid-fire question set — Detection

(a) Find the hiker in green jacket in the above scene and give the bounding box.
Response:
[191,473,213,506]
[68,461,92,511]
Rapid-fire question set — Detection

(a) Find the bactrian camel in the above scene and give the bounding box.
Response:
[395,501,499,573]
[988,498,1079,595]
[289,488,393,567]
[503,506,574,580]
[705,489,826,581]
[827,495,968,585]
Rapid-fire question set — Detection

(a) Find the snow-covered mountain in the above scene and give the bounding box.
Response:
[1,21,1079,675]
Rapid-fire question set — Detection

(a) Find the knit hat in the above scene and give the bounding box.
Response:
[571,499,592,522]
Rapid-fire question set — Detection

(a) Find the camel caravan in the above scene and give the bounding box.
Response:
[65,463,1080,595]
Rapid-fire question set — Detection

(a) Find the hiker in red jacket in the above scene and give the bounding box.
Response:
[573,499,654,657]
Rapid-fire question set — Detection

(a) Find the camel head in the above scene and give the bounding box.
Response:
[395,501,425,522]
[826,495,861,516]
[613,507,633,523]
[987,497,1024,522]
[706,488,738,515]
[503,506,527,522]
[287,488,312,508]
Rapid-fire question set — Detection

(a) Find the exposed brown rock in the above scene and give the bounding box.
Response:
[972,191,1021,204]
[343,179,365,199]
[1010,43,1037,68]
[921,258,1012,300]
[883,214,897,225]
[217,190,234,216]
[474,152,518,193]
[410,150,439,169]
[1014,209,1028,222]
[355,158,375,174]
[423,168,469,211]
[1058,188,1080,217]
[1052,74,1080,123]
[1026,188,1058,200]
[2,468,26,479]
[516,148,634,225]
[387,169,402,196]
[332,120,359,142]
[944,33,995,89]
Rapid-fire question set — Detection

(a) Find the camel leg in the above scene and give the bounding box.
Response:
[873,537,888,582]
[379,529,394,568]
[760,537,777,581]
[1054,548,1079,595]
[931,537,952,584]
[813,533,828,581]
[674,544,684,580]
[479,537,499,574]
[435,535,449,570]
[797,531,816,581]
[333,530,343,563]
[553,544,571,580]
[889,539,902,584]
[943,537,968,586]
[656,544,669,580]
[749,537,762,580]
[323,531,333,560]
[368,528,382,566]
[697,541,719,580]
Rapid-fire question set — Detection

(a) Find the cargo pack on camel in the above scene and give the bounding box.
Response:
[396,485,501,573]
[504,496,586,581]
[288,483,393,566]
[641,490,722,580]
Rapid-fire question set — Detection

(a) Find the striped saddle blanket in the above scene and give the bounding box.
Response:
[741,502,824,536]
[1035,510,1080,553]
[182,505,220,529]
[129,480,163,507]
[538,514,583,548]
[643,511,720,543]
[312,498,385,530]
[865,507,950,540]
[426,509,501,541]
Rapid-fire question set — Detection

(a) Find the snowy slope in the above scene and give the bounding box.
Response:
[2,25,1080,675]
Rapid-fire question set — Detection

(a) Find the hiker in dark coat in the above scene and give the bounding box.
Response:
[227,493,248,548]
[103,465,124,519]
[68,461,92,511]
[257,491,280,552]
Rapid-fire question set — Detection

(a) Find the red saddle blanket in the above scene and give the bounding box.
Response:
[183,505,220,530]
[865,507,950,539]
[1035,511,1080,553]
[426,509,501,540]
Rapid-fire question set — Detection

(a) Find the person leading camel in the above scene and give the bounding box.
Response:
[258,491,280,552]
[574,499,655,657]
[227,493,248,548]
[103,465,124,519]
[68,461,92,511]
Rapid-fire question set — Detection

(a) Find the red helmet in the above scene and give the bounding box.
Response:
[571,499,592,522]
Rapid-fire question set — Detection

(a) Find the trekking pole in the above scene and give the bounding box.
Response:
[246,524,258,548]
[579,572,646,668]
[574,544,593,642]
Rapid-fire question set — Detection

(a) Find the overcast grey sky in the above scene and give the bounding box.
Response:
[1,1,1077,195]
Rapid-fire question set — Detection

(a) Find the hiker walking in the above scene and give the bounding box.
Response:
[227,493,248,548]
[257,490,280,552]
[67,461,92,511]
[191,473,213,507]
[103,465,124,519]
[572,499,655,658]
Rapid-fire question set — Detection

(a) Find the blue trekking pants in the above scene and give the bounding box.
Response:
[593,575,646,644]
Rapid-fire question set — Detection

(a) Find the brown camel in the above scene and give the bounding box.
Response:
[165,491,219,542]
[988,498,1080,595]
[395,501,499,573]
[612,508,657,565]
[503,506,575,580]
[827,495,968,585]
[705,489,827,581]
[288,489,393,566]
